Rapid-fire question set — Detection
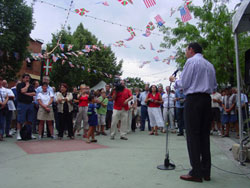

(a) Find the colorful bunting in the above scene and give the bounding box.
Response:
[153,56,160,62]
[150,43,155,51]
[170,8,176,17]
[157,49,165,53]
[68,44,73,51]
[59,44,65,51]
[96,1,109,6]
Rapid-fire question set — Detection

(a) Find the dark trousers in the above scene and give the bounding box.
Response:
[5,110,12,135]
[58,112,73,138]
[184,94,212,178]
[105,110,113,129]
[140,105,151,131]
[177,108,184,134]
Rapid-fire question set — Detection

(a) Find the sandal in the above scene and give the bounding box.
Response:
[149,132,154,135]
[91,139,97,142]
[86,139,91,143]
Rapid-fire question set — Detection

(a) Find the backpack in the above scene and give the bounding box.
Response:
[20,124,32,140]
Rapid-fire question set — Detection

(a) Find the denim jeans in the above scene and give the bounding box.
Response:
[140,105,151,131]
[5,110,12,135]
[0,111,6,135]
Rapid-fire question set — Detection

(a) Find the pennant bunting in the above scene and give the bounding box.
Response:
[150,43,155,51]
[153,56,160,62]
[157,49,165,53]
[59,44,65,51]
[68,44,73,51]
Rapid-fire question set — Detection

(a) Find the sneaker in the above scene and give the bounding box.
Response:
[38,135,42,140]
[31,134,36,139]
[218,131,222,136]
[120,136,128,140]
[16,133,22,141]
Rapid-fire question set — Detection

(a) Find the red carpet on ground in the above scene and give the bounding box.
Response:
[16,139,109,154]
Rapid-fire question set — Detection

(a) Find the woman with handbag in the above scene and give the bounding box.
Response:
[56,83,74,139]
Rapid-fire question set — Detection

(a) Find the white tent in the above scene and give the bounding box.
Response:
[90,81,107,91]
[232,0,250,164]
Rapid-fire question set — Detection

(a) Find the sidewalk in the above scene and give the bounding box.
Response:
[0,131,250,188]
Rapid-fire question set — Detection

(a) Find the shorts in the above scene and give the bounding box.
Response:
[98,114,106,125]
[222,114,237,125]
[17,103,34,124]
[212,108,221,122]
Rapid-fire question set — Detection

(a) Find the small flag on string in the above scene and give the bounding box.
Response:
[68,62,75,68]
[26,57,31,63]
[72,52,78,57]
[88,68,91,72]
[59,44,65,51]
[143,0,156,8]
[52,54,58,62]
[96,1,109,6]
[170,8,176,17]
[150,43,155,51]
[139,44,146,49]
[157,49,165,53]
[82,66,85,70]
[153,56,160,61]
[61,53,68,59]
[180,5,192,23]
[118,0,128,6]
[75,8,89,16]
[155,14,165,26]
[68,44,73,51]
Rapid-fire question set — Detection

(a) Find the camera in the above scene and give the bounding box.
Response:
[113,77,124,92]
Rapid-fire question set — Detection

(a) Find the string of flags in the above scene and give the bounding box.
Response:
[75,8,89,16]
[96,1,109,6]
[139,54,177,69]
[117,0,133,6]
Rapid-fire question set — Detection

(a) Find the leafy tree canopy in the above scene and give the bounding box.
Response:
[125,77,146,92]
[160,0,250,88]
[47,23,123,89]
[0,0,34,81]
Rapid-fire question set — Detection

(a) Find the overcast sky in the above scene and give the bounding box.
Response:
[25,0,240,88]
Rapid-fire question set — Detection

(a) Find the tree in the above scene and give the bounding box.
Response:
[0,0,33,81]
[125,77,146,91]
[47,23,123,89]
[160,0,250,88]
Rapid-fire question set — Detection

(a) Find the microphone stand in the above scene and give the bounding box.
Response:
[157,74,177,170]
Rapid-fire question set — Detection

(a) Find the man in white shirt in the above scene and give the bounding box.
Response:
[162,86,175,130]
[2,80,15,137]
[0,77,9,141]
[210,90,222,136]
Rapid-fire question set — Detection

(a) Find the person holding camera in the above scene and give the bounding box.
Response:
[110,80,133,140]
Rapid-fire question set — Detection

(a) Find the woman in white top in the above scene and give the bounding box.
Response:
[37,82,55,140]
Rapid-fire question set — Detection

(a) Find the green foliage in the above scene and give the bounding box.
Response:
[0,0,34,81]
[47,23,122,89]
[125,77,146,91]
[160,0,250,88]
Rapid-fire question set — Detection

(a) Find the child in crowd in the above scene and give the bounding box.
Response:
[86,95,98,143]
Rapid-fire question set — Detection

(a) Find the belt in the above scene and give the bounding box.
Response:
[187,93,210,97]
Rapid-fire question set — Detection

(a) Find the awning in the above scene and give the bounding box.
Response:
[232,0,250,33]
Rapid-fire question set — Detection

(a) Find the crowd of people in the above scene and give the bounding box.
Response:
[0,74,249,142]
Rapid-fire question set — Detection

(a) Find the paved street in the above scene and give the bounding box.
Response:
[0,131,250,188]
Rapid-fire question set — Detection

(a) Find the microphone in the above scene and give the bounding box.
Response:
[172,69,179,77]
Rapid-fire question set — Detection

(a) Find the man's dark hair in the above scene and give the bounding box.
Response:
[188,43,202,54]
[22,73,30,78]
[41,82,48,87]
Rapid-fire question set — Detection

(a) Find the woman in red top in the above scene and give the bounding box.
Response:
[145,85,164,135]
[74,84,89,137]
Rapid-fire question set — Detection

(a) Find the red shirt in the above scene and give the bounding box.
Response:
[113,88,132,111]
[78,95,89,107]
[148,92,161,108]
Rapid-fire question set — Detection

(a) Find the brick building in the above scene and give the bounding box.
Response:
[17,38,43,81]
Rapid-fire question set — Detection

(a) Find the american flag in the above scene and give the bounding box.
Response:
[180,5,192,23]
[154,14,165,26]
[143,0,156,8]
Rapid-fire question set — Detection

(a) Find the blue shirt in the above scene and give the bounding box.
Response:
[107,96,113,111]
[175,53,217,95]
[175,89,186,108]
[139,91,149,106]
